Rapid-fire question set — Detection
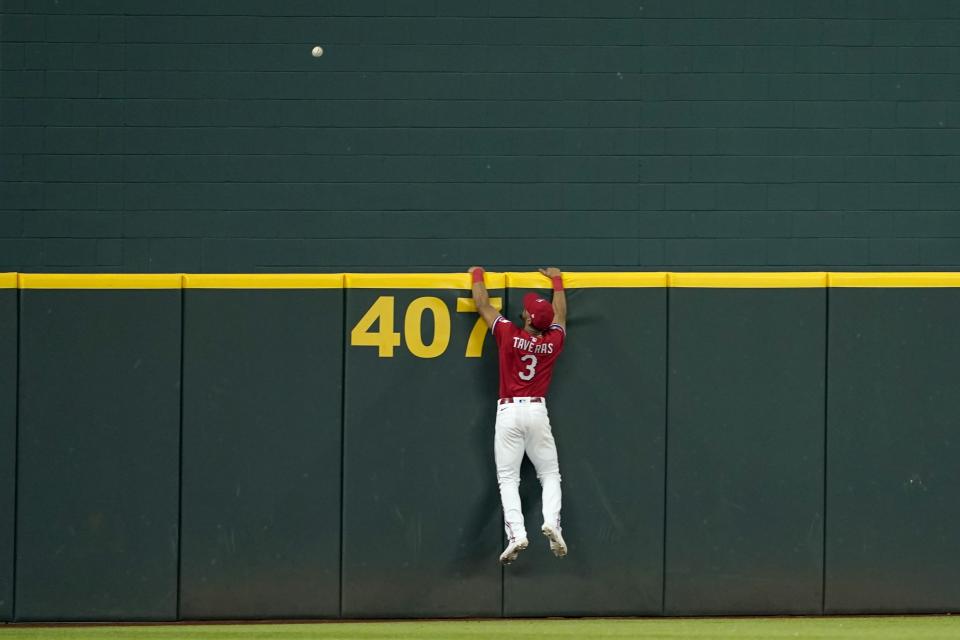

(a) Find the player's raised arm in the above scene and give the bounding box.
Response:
[469,266,501,329]
[539,267,566,328]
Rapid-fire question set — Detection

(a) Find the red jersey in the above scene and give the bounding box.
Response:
[492,315,566,399]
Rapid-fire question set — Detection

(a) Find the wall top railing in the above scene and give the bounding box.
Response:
[5,272,960,289]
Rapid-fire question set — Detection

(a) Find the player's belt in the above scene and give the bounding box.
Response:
[498,397,544,405]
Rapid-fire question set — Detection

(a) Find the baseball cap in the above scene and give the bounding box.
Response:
[523,292,554,331]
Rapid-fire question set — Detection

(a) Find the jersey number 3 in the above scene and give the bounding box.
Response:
[518,354,538,381]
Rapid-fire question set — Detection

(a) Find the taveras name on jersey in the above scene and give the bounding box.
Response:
[511,335,555,354]
[492,315,565,399]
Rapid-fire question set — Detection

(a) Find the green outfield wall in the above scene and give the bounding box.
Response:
[15,275,181,621]
[4,1,960,621]
[826,276,960,614]
[666,275,826,615]
[3,2,960,273]
[179,275,343,619]
[0,275,15,621]
[2,271,960,622]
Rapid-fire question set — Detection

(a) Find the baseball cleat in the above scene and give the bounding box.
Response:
[541,524,568,558]
[499,537,529,565]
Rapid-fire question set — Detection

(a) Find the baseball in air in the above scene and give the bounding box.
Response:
[311,46,324,57]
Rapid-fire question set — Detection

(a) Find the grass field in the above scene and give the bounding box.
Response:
[1,617,958,640]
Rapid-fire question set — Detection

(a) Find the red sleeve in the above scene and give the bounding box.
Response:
[492,315,514,346]
[547,324,566,350]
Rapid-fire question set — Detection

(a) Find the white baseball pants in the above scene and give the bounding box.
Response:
[494,398,562,543]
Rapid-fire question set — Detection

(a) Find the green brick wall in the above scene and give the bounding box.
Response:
[1,0,959,272]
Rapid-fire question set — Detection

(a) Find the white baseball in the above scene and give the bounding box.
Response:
[311,46,324,57]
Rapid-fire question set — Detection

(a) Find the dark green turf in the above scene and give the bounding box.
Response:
[1,617,959,639]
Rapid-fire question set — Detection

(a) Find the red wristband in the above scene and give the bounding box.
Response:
[552,275,563,291]
[472,268,485,284]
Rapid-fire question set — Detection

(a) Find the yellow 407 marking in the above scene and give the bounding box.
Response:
[350,296,502,358]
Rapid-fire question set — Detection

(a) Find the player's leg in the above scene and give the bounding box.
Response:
[494,403,528,563]
[524,403,567,557]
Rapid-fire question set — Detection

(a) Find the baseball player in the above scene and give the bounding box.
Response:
[469,266,568,565]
